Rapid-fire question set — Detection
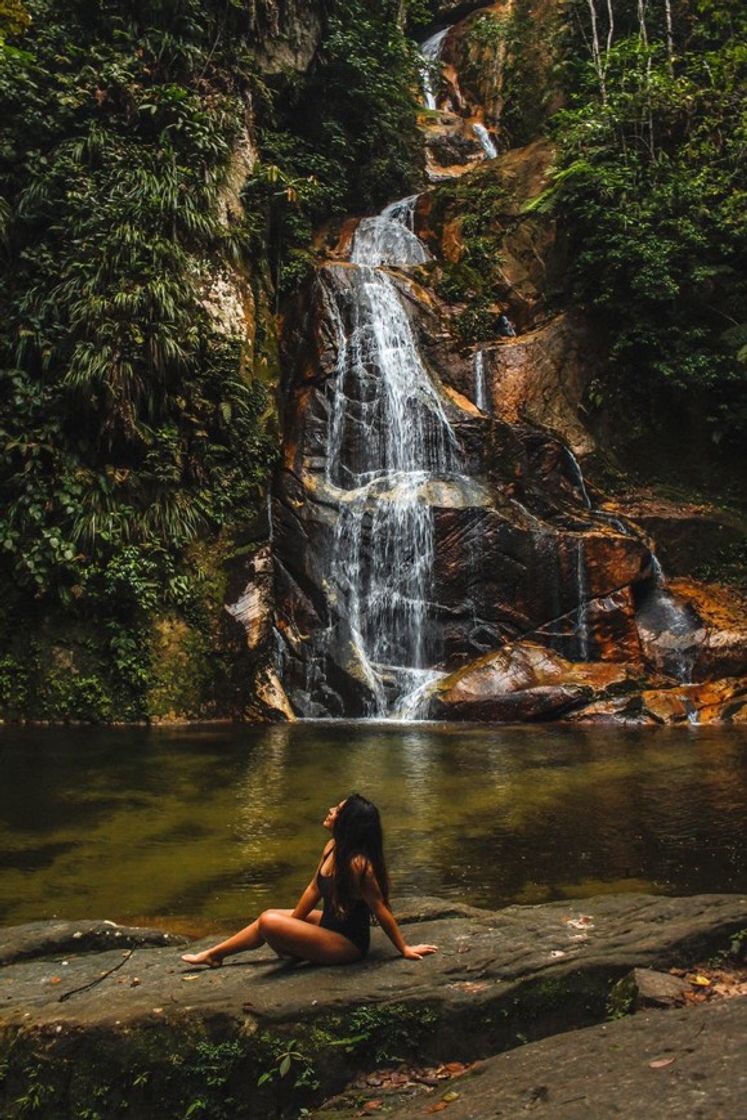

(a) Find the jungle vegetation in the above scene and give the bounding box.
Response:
[0,0,423,719]
[0,0,744,719]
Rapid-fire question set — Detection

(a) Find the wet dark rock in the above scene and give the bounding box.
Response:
[426,127,484,167]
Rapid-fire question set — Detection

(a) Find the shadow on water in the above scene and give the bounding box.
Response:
[1,721,746,931]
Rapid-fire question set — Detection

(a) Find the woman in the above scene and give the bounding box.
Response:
[181,794,437,967]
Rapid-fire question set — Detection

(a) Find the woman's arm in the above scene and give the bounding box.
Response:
[291,843,331,920]
[290,879,322,920]
[356,859,437,960]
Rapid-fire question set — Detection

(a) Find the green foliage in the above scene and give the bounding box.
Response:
[460,0,555,143]
[0,0,428,723]
[247,0,425,294]
[431,168,512,341]
[256,1037,318,1091]
[544,0,747,457]
[0,0,280,719]
[332,1003,438,1064]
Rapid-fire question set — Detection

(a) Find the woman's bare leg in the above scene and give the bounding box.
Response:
[257,911,362,965]
[181,910,322,966]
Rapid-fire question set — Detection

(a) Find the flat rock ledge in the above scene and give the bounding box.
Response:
[1,894,745,1119]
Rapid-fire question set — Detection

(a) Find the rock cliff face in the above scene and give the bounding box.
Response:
[227,0,746,724]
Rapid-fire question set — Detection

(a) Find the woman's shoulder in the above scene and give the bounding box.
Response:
[349,853,374,876]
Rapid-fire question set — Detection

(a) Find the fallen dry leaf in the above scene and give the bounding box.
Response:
[442,1091,460,1102]
[362,1100,382,1113]
[425,1104,449,1113]
[649,1057,676,1069]
[688,974,712,987]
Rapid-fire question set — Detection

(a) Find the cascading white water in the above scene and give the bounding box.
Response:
[637,556,698,683]
[420,27,450,111]
[320,199,461,716]
[473,349,488,412]
[472,122,498,158]
[351,196,430,268]
[565,448,592,508]
[574,539,590,659]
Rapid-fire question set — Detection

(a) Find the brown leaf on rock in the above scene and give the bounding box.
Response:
[649,1057,676,1069]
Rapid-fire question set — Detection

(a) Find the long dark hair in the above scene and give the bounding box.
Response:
[331,793,390,916]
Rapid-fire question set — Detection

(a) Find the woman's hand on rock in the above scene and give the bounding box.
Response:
[402,944,438,960]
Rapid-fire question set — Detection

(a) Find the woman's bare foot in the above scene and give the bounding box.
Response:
[180,951,223,968]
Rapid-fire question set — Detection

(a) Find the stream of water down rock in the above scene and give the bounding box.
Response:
[318,204,462,716]
[269,20,705,720]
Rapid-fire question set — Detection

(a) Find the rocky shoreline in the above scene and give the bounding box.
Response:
[1,893,745,1118]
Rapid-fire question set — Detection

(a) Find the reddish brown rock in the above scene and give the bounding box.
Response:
[479,312,599,457]
[668,579,747,681]
[431,642,639,721]
[443,0,563,137]
[569,677,747,725]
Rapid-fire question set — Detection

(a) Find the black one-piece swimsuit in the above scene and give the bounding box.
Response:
[316,851,371,958]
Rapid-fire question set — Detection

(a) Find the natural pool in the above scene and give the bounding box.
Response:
[1,721,746,933]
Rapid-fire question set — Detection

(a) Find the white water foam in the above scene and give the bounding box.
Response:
[420,27,450,111]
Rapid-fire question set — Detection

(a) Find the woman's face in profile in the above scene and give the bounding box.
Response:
[323,799,346,830]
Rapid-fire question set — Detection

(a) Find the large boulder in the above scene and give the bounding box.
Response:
[477,312,600,457]
[429,641,640,720]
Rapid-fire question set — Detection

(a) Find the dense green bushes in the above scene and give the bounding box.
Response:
[249,0,425,294]
[538,0,747,466]
[0,0,425,719]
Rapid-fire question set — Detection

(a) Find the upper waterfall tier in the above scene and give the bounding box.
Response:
[351,196,430,268]
[420,26,450,111]
[322,262,459,489]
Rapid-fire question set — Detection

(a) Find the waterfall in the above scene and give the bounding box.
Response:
[382,195,418,231]
[564,447,592,508]
[473,122,498,159]
[637,556,698,683]
[420,27,450,110]
[351,196,429,268]
[574,539,590,660]
[317,199,461,717]
[473,349,489,412]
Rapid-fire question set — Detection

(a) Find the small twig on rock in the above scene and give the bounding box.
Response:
[58,949,134,1003]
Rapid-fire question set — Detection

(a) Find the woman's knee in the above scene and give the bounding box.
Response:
[258,910,283,937]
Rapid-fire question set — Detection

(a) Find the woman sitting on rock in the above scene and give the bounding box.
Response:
[181,793,438,967]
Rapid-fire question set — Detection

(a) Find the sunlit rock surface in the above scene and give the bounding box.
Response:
[429,642,641,721]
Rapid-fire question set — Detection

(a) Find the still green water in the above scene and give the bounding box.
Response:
[1,722,746,932]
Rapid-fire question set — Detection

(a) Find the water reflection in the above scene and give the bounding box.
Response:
[0,723,745,930]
